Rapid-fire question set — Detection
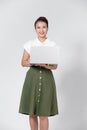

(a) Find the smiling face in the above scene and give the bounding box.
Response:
[35,21,48,39]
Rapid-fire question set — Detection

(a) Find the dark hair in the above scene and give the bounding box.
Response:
[34,16,48,28]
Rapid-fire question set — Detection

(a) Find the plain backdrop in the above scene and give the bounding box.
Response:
[0,0,87,130]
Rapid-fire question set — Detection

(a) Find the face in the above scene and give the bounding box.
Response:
[35,21,48,38]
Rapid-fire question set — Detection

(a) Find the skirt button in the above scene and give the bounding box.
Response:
[37,100,40,102]
[40,70,42,73]
[39,76,42,79]
[39,88,41,91]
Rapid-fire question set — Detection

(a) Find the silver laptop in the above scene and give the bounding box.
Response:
[30,46,59,66]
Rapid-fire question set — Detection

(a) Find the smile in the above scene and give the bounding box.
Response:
[39,32,45,35]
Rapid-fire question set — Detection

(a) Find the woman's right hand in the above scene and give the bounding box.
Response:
[21,50,31,67]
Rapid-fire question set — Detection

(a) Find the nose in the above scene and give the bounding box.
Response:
[40,28,43,31]
[39,28,44,33]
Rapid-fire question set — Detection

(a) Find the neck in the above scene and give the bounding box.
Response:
[38,36,47,42]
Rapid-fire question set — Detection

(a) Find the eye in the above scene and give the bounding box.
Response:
[43,26,46,28]
[37,26,40,29]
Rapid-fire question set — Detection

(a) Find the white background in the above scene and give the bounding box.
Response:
[0,0,87,130]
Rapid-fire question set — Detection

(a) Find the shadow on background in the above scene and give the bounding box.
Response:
[60,65,87,130]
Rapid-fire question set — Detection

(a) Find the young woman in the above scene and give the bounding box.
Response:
[19,16,59,130]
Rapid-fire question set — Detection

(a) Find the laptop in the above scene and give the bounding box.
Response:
[30,46,59,66]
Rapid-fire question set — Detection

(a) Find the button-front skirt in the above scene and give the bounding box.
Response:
[19,66,58,116]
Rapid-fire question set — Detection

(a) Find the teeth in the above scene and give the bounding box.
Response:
[40,33,44,35]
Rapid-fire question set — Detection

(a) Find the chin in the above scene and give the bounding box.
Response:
[39,35,46,38]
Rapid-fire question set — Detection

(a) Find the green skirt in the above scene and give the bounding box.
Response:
[19,66,58,116]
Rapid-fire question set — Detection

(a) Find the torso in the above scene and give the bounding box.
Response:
[24,38,56,54]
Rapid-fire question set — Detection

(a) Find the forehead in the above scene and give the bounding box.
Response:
[36,21,47,26]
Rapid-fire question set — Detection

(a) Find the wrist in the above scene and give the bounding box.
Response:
[45,64,50,69]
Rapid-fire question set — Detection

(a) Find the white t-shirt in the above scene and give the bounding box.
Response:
[23,38,57,54]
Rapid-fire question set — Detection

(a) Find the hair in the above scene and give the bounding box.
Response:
[34,16,48,29]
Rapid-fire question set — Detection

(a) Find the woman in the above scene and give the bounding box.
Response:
[19,16,59,130]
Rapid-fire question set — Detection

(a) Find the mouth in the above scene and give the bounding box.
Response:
[39,32,45,35]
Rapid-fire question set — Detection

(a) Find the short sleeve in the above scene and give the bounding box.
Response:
[23,41,31,54]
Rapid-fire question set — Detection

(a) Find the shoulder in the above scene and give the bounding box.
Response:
[47,38,60,52]
[24,38,38,47]
[47,38,57,46]
[24,39,34,47]
[23,39,36,53]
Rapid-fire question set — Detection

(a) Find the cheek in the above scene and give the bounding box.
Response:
[35,29,40,33]
[43,28,48,33]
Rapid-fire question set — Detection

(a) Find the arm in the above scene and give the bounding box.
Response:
[38,64,58,70]
[21,49,31,67]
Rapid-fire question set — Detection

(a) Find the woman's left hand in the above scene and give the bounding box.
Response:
[38,64,46,67]
[38,64,58,70]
